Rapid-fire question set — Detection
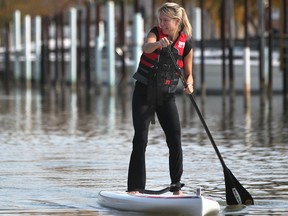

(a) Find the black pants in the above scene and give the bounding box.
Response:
[127,82,183,191]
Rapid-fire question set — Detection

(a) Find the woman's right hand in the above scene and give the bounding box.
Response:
[158,37,172,49]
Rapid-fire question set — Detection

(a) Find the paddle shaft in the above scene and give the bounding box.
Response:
[187,94,227,167]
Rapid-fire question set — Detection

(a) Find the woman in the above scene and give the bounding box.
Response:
[127,2,194,195]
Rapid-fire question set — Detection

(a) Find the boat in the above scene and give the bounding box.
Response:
[98,190,220,216]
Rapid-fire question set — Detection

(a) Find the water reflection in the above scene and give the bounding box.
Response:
[0,86,287,215]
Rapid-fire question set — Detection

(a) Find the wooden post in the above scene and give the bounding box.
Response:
[34,16,42,83]
[244,0,251,95]
[13,10,21,82]
[41,17,50,87]
[118,0,127,87]
[228,0,234,95]
[258,0,265,92]
[200,0,205,95]
[24,15,32,88]
[133,0,144,77]
[221,0,226,94]
[4,23,10,89]
[77,10,82,84]
[95,1,104,87]
[70,8,77,90]
[282,0,288,97]
[54,15,59,85]
[244,0,251,112]
[107,1,116,89]
[85,2,91,90]
[268,0,273,92]
[59,13,65,85]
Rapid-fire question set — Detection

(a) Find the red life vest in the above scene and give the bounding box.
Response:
[133,26,187,90]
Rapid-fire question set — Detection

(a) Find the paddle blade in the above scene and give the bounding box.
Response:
[224,168,254,205]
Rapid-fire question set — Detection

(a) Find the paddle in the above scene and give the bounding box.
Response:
[166,46,254,205]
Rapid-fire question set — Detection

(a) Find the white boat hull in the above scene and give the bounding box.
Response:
[98,191,220,216]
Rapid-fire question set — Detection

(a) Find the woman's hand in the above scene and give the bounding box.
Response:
[184,83,194,94]
[158,37,172,48]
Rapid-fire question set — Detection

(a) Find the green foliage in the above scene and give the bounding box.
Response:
[0,0,84,27]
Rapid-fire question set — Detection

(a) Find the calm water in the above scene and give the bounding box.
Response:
[0,86,287,216]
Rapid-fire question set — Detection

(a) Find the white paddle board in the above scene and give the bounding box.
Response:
[98,190,220,216]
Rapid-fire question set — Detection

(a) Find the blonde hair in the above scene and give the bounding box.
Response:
[157,2,192,38]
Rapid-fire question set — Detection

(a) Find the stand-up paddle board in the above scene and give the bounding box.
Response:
[98,189,220,216]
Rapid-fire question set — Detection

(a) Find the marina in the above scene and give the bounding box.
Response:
[0,86,287,215]
[0,1,288,215]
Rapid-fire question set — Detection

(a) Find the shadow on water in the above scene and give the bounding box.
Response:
[0,85,287,215]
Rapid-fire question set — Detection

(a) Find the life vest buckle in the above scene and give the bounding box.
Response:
[165,79,171,85]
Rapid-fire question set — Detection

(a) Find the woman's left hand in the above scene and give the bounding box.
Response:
[184,83,194,94]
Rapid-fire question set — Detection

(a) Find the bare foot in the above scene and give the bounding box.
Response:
[127,191,140,195]
[173,190,184,196]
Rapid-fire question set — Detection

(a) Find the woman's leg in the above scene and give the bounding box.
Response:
[127,84,152,191]
[156,95,183,190]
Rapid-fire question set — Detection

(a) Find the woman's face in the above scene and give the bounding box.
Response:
[158,12,179,37]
